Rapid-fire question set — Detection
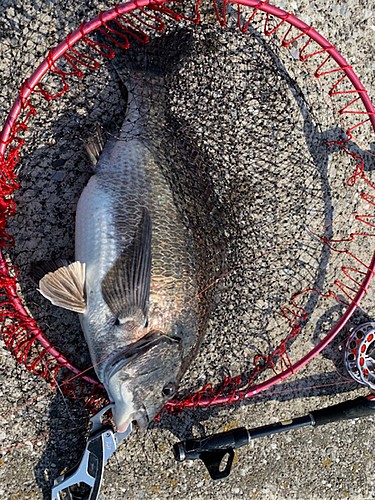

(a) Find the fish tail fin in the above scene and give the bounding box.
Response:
[97,28,194,136]
[105,27,194,81]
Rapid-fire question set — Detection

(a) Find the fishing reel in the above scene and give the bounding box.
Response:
[344,322,375,391]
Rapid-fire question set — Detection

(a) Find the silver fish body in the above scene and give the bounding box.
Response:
[39,34,206,432]
[76,132,199,430]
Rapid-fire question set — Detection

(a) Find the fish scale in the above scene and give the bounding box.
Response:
[76,133,198,369]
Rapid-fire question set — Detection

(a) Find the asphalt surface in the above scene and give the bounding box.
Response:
[1,1,375,499]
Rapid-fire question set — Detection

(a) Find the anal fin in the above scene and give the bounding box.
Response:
[38,261,86,313]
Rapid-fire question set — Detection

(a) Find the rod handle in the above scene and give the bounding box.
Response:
[311,396,375,426]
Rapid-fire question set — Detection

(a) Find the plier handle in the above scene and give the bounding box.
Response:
[51,404,132,500]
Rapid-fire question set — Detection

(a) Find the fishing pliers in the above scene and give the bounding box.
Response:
[51,403,132,500]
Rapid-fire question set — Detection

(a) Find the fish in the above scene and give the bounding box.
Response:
[36,31,209,433]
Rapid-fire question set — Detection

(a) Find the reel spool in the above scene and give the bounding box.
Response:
[345,323,375,390]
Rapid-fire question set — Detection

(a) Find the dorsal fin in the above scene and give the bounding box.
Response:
[38,261,86,313]
[84,124,105,167]
[102,207,152,321]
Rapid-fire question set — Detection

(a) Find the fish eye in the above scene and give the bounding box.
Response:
[162,383,176,397]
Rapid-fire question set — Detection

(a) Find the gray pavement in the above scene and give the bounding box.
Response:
[1,1,375,499]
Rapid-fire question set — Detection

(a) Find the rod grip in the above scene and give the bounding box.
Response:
[310,396,375,426]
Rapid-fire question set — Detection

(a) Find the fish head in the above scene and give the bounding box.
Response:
[104,329,182,432]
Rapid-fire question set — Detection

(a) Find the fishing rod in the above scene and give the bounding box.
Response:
[173,395,375,479]
[173,322,375,479]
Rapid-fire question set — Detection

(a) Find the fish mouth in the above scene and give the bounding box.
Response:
[103,330,179,386]
[116,407,149,433]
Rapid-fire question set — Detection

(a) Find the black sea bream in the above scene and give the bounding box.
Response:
[38,33,206,433]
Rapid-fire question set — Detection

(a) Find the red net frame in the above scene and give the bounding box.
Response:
[1,0,375,414]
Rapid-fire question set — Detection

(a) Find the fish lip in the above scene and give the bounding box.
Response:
[116,407,149,432]
[103,331,178,387]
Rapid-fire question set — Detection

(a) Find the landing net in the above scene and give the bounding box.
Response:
[1,0,375,417]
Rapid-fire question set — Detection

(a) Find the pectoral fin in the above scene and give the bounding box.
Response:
[102,207,152,321]
[38,261,86,313]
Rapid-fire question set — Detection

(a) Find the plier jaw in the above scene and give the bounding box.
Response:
[51,404,132,500]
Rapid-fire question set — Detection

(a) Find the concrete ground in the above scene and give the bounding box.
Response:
[1,0,375,499]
